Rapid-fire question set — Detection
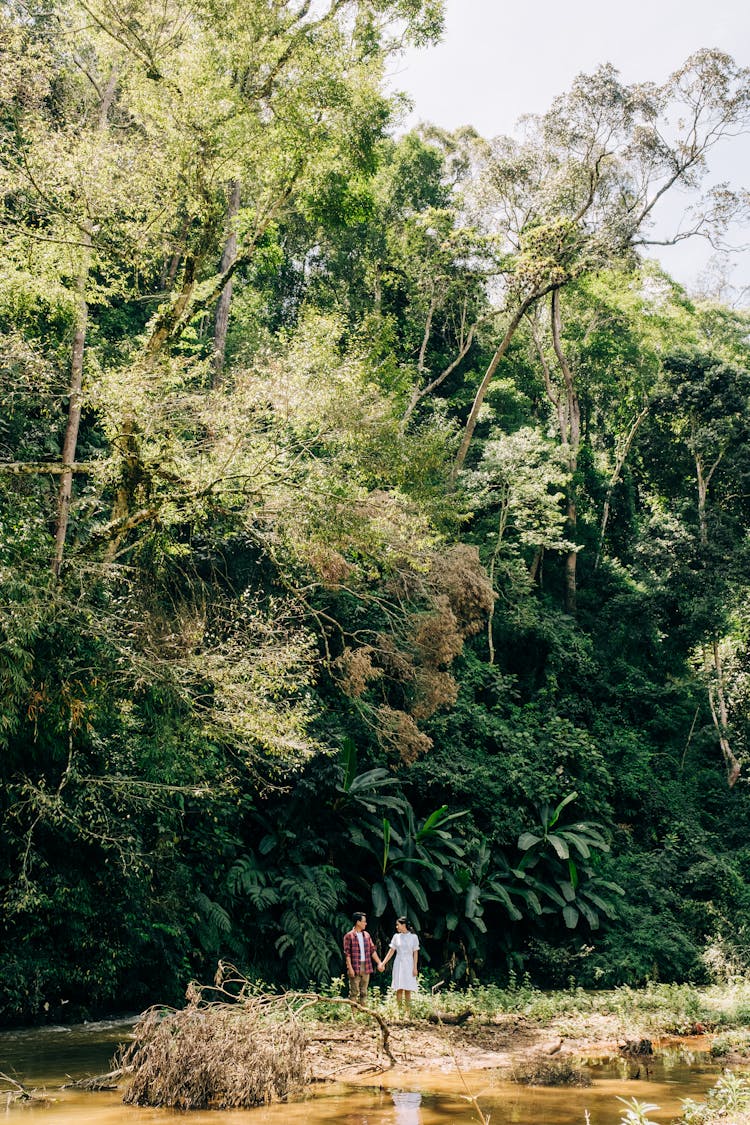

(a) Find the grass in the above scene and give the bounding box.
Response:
[300,975,750,1041]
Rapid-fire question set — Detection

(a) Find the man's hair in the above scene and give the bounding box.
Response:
[352,911,367,923]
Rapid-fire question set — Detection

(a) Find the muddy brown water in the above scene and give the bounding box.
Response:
[0,1020,726,1124]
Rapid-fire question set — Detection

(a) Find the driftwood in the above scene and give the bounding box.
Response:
[120,1001,307,1109]
[511,1058,590,1087]
[618,1037,654,1079]
[428,1007,473,1025]
[618,1038,653,1058]
[0,1072,49,1106]
[292,994,396,1066]
[61,1069,124,1091]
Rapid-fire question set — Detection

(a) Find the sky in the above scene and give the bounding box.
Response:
[389,0,750,298]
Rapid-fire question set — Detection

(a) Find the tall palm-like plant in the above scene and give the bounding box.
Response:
[516,793,623,929]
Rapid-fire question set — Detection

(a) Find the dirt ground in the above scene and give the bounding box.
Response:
[304,1009,670,1083]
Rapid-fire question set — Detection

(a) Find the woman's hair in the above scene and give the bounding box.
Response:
[396,916,414,931]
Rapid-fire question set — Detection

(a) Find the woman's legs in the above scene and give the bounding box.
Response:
[395,989,411,1012]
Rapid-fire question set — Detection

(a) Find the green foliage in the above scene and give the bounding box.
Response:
[516,793,623,931]
[617,1097,661,1125]
[2,7,750,1025]
[680,1071,750,1125]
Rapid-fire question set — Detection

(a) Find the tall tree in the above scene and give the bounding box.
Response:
[450,51,750,478]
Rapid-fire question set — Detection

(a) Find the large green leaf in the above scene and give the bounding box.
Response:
[559,881,576,902]
[372,880,388,916]
[523,890,543,915]
[578,899,600,928]
[547,790,578,830]
[548,834,570,860]
[465,882,481,918]
[564,834,590,859]
[486,881,523,921]
[384,874,406,916]
[340,737,357,792]
[584,890,619,918]
[562,904,579,928]
[399,870,429,911]
[382,817,391,875]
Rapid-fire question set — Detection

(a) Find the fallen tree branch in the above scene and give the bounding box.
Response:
[61,1068,124,1090]
[289,994,396,1067]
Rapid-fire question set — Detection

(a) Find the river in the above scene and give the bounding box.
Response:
[0,1019,724,1124]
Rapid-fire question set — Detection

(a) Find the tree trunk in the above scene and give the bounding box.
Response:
[564,496,577,615]
[52,238,90,578]
[705,641,741,787]
[696,456,709,547]
[450,298,533,482]
[212,178,241,384]
[51,67,118,579]
[550,288,580,616]
[595,404,649,569]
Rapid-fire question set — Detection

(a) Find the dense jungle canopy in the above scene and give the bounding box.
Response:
[2,0,750,1026]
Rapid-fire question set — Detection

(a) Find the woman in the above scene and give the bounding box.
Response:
[380,916,419,1011]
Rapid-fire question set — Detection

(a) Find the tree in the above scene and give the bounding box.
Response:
[654,349,750,784]
[450,51,750,478]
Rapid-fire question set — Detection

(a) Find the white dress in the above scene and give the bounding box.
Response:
[389,931,420,992]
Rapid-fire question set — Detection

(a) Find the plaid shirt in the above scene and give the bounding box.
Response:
[343,928,377,974]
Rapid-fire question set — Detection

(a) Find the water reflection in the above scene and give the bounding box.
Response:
[392,1089,422,1123]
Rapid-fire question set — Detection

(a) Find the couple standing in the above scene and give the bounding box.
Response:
[343,911,419,1010]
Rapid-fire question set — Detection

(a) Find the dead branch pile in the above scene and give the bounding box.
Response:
[120,993,307,1109]
[118,962,400,1107]
[0,1072,49,1107]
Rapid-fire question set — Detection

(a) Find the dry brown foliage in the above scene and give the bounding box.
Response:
[411,668,460,720]
[334,645,382,697]
[374,634,417,682]
[330,546,494,761]
[511,1059,591,1087]
[377,705,433,763]
[306,546,354,588]
[412,595,464,668]
[430,545,495,637]
[120,999,307,1109]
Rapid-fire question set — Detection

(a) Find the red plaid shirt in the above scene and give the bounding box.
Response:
[343,927,377,973]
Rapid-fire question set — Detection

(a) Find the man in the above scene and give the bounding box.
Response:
[343,911,383,1004]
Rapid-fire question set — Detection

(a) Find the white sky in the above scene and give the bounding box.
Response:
[389,0,750,298]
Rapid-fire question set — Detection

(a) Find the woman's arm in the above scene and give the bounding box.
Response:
[381,939,396,969]
[366,932,384,970]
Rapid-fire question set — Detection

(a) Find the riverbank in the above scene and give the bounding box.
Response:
[306,1007,712,1082]
[302,977,750,1081]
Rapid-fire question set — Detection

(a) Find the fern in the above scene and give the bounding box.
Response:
[194,891,235,954]
[228,854,281,909]
[275,865,346,985]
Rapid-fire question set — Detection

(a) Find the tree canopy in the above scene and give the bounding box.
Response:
[2,1,750,1022]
